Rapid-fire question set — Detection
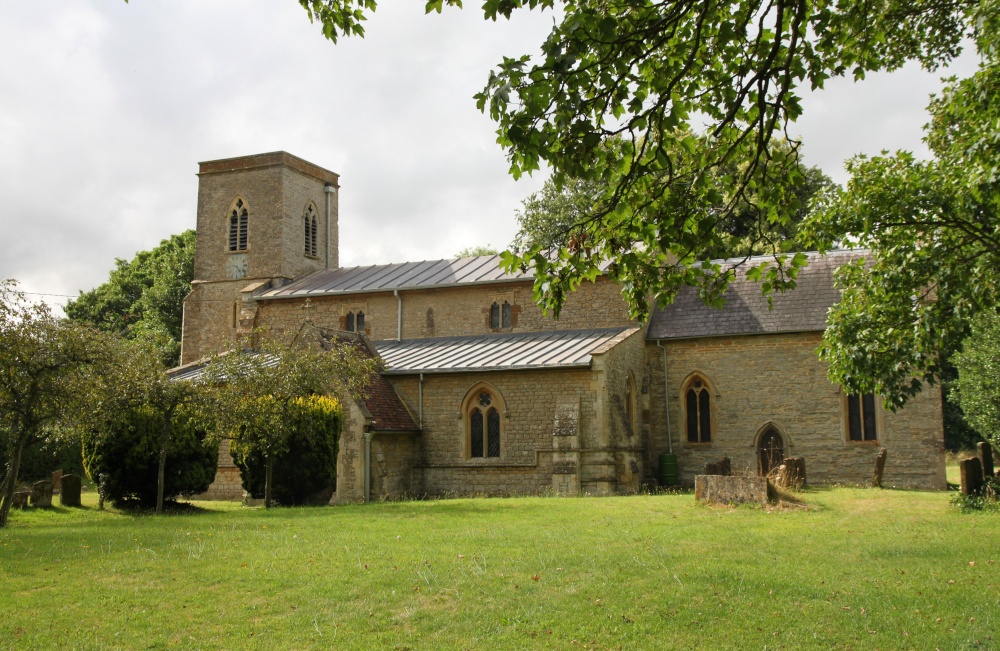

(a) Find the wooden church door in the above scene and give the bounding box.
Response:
[758,429,784,476]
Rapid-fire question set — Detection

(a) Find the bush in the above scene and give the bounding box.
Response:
[82,406,218,506]
[231,395,341,505]
[950,475,1000,513]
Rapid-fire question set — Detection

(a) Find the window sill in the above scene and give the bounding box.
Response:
[846,439,879,446]
[683,441,713,448]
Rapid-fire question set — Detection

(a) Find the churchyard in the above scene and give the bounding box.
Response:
[0,487,997,650]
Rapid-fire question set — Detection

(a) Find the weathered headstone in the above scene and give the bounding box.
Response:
[30,480,53,508]
[776,457,807,489]
[60,474,82,507]
[51,469,63,494]
[12,490,30,509]
[694,475,769,505]
[872,448,888,488]
[960,457,985,496]
[978,441,995,478]
[704,456,732,476]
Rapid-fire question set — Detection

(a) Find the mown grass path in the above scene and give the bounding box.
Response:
[1,489,997,650]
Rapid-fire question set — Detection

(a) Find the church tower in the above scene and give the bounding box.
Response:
[180,152,340,364]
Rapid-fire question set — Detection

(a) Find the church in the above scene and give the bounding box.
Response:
[172,151,946,502]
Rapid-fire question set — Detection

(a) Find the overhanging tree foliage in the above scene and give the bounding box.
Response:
[801,14,1000,407]
[66,230,195,367]
[0,281,106,527]
[951,312,1000,449]
[200,332,379,508]
[295,0,975,318]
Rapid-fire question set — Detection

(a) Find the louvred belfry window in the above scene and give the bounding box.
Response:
[304,204,318,257]
[229,198,248,252]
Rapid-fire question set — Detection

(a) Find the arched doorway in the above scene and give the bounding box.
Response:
[758,428,784,476]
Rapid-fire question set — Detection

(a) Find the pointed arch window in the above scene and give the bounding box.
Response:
[469,390,501,458]
[682,375,713,443]
[228,198,249,252]
[304,204,318,258]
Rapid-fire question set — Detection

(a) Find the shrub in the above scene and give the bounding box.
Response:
[950,475,1000,513]
[231,395,341,505]
[82,406,218,506]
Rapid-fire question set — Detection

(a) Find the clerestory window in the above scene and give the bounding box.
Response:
[490,301,512,330]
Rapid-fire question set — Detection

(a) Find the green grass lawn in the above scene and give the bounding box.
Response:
[1,488,997,650]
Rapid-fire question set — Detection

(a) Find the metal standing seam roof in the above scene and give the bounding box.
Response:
[646,250,866,340]
[374,327,640,375]
[258,254,615,299]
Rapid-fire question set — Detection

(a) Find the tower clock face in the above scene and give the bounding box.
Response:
[225,254,249,280]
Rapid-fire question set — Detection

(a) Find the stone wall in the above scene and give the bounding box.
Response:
[182,152,339,364]
[254,276,636,344]
[645,332,946,489]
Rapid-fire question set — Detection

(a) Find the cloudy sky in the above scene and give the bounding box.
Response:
[0,1,980,311]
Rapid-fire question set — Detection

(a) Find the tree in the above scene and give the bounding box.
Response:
[0,281,106,527]
[66,230,195,368]
[295,0,974,317]
[80,338,208,513]
[511,150,838,260]
[455,245,499,257]
[801,19,1000,407]
[200,331,379,508]
[951,312,1000,449]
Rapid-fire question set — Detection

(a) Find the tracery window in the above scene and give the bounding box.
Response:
[469,390,501,458]
[228,198,249,252]
[847,393,878,441]
[683,375,712,443]
[304,204,318,258]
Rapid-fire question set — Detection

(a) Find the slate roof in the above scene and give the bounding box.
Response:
[375,327,640,375]
[646,250,865,340]
[258,254,613,299]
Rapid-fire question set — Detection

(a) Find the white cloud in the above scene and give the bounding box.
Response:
[0,0,982,309]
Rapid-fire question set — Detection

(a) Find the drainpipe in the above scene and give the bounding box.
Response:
[363,430,373,503]
[418,373,424,428]
[324,183,336,270]
[657,340,673,454]
[394,289,402,342]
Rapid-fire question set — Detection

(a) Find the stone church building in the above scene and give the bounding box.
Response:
[172,151,946,501]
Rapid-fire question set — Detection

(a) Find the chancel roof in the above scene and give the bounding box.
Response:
[646,250,865,340]
[375,327,640,375]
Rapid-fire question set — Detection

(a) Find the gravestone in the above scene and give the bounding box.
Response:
[776,457,807,489]
[978,441,995,478]
[30,480,53,508]
[872,448,888,488]
[704,456,732,476]
[60,474,82,507]
[12,491,30,509]
[960,457,984,496]
[51,469,63,494]
[694,475,768,505]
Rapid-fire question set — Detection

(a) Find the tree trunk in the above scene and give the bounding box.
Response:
[265,455,274,509]
[0,434,28,528]
[156,408,176,515]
